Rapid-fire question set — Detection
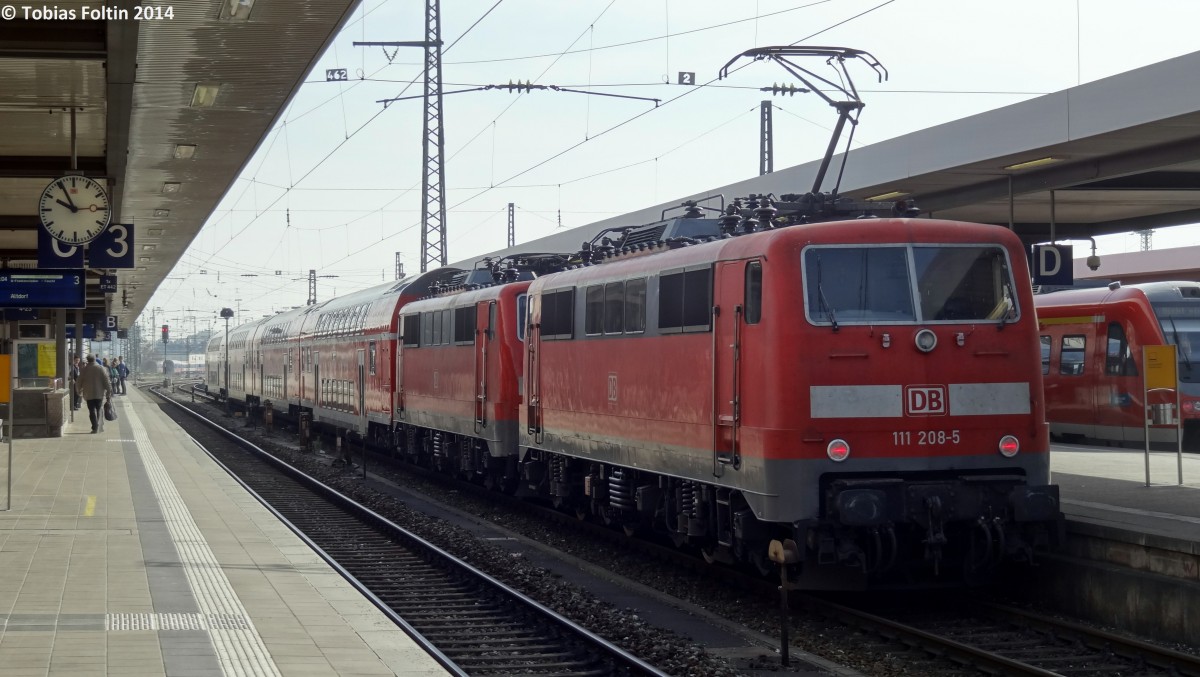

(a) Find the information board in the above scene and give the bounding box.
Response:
[0,270,85,309]
[1144,344,1178,390]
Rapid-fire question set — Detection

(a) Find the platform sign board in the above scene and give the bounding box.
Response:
[64,324,96,339]
[0,270,85,309]
[99,275,117,293]
[36,228,84,268]
[1031,244,1073,286]
[87,223,134,269]
[1144,344,1178,390]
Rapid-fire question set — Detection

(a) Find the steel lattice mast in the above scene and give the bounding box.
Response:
[420,0,447,272]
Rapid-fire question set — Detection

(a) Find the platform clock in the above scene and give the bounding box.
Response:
[38,175,111,245]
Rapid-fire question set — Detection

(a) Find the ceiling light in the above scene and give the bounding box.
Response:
[142,245,157,251]
[865,190,909,201]
[1003,157,1062,171]
[173,144,197,159]
[162,182,181,193]
[191,83,221,108]
[153,209,170,217]
[148,228,164,236]
[219,0,255,21]
[138,257,153,263]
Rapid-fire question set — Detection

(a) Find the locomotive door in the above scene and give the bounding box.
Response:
[711,260,745,476]
[474,301,494,432]
[526,296,543,441]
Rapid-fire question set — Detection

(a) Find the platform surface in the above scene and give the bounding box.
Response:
[1052,441,1200,544]
[0,386,449,676]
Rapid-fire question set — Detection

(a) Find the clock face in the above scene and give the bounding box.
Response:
[38,176,112,245]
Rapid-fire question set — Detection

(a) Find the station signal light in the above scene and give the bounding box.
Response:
[162,324,169,344]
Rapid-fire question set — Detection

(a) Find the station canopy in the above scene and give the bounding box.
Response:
[0,0,359,329]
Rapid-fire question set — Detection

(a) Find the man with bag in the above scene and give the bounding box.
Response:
[76,354,112,434]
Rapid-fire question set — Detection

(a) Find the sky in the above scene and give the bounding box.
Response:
[145,0,1200,335]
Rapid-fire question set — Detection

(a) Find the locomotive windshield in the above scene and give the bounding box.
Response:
[803,245,1016,325]
[1153,304,1199,382]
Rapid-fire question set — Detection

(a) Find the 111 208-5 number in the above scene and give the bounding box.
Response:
[893,430,960,446]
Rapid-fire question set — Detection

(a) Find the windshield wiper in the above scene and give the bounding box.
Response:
[816,255,839,332]
[1168,317,1193,373]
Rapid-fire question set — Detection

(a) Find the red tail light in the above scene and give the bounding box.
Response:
[998,435,1020,458]
[827,439,850,462]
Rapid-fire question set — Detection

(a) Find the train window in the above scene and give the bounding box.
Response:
[369,342,377,375]
[454,306,476,343]
[1060,335,1086,376]
[402,315,420,347]
[517,294,528,341]
[422,312,434,345]
[441,309,453,345]
[682,268,713,331]
[624,278,646,333]
[430,310,441,345]
[1106,323,1138,376]
[1040,336,1051,374]
[913,246,1014,322]
[658,272,684,332]
[584,285,604,336]
[604,282,624,334]
[804,247,915,324]
[541,288,575,340]
[745,262,762,325]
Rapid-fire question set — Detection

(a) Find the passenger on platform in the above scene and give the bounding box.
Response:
[106,359,120,392]
[76,355,113,434]
[116,357,129,395]
[70,356,82,411]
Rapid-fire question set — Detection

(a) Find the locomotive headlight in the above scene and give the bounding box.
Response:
[827,439,850,462]
[914,328,937,353]
[998,435,1020,457]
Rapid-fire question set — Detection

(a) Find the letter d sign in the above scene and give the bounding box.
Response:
[1032,244,1073,286]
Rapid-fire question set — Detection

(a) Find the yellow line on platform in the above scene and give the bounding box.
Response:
[84,495,96,517]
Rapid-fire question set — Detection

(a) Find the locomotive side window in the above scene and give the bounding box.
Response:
[659,267,713,333]
[1040,335,1051,374]
[1060,335,1086,376]
[745,261,763,325]
[517,294,528,341]
[402,315,420,347]
[422,312,434,346]
[604,282,624,334]
[454,306,475,343]
[804,247,914,324]
[541,288,575,340]
[430,311,442,345]
[441,309,453,345]
[624,278,646,333]
[585,285,604,336]
[912,246,1014,322]
[1105,323,1138,376]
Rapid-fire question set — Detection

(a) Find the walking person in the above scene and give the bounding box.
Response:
[76,355,112,434]
[116,356,129,395]
[70,355,82,410]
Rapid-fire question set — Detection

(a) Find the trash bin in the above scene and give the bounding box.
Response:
[1149,403,1177,425]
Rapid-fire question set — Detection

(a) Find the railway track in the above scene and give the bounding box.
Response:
[158,386,1200,677]
[149,387,668,677]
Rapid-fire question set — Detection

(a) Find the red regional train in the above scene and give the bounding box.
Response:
[208,196,1062,588]
[1034,281,1200,448]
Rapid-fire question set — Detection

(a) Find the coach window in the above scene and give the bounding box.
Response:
[369,342,377,375]
[1106,323,1138,376]
[441,309,453,345]
[422,312,433,345]
[517,293,528,341]
[430,311,441,345]
[1040,335,1051,374]
[1060,335,1086,376]
[604,282,624,334]
[745,261,763,324]
[624,278,646,333]
[584,285,604,336]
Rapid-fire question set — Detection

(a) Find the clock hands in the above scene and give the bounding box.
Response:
[55,198,78,213]
[58,183,79,212]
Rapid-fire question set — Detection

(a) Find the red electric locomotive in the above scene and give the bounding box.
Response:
[512,208,1061,587]
[1035,281,1200,448]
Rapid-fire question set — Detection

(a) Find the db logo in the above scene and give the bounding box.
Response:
[905,385,947,416]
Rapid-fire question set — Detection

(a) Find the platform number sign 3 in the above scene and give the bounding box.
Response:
[88,223,135,268]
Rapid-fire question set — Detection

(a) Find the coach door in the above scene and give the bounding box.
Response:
[357,349,366,429]
[312,350,320,411]
[474,301,494,432]
[712,260,750,477]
